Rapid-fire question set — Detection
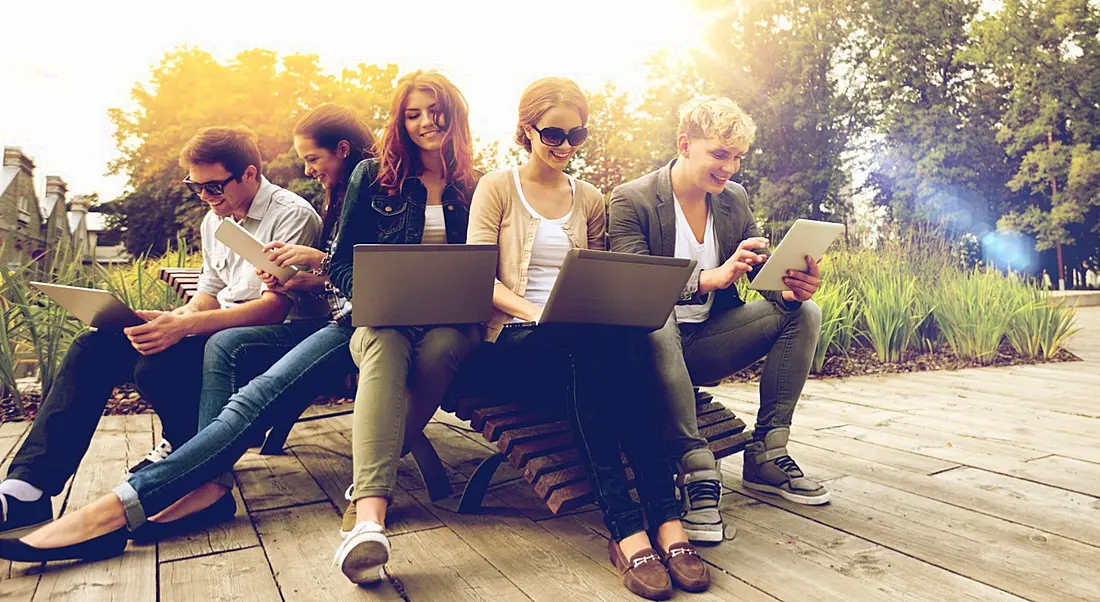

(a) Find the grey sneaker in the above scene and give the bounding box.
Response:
[677,448,726,543]
[742,427,829,505]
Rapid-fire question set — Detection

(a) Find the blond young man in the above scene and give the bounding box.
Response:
[609,97,828,544]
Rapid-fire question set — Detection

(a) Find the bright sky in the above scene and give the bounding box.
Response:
[0,0,710,203]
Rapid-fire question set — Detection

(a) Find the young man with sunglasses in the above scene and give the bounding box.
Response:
[0,126,321,536]
[608,97,827,545]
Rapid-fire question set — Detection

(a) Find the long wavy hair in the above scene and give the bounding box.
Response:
[375,70,476,204]
[294,103,376,236]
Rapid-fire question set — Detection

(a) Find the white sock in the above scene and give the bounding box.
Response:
[0,479,44,502]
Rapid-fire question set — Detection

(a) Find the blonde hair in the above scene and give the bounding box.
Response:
[514,77,589,152]
[677,96,757,150]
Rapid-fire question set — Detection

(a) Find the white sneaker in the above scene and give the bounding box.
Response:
[333,520,390,584]
[128,439,173,473]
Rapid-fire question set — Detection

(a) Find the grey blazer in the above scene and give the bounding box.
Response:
[608,159,789,313]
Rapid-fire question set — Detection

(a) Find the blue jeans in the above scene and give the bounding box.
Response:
[6,330,207,496]
[113,322,355,528]
[198,319,329,429]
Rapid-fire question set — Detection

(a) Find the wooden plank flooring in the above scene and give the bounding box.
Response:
[0,306,1096,600]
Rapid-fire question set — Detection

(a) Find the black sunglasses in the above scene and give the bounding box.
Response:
[183,173,239,196]
[531,124,588,147]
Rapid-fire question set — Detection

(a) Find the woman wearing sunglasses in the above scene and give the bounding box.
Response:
[467,76,709,600]
[0,75,480,585]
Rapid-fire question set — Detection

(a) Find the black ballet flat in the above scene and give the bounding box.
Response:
[0,526,127,562]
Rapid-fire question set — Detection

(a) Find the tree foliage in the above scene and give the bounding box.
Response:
[103,3,1100,271]
[107,47,396,255]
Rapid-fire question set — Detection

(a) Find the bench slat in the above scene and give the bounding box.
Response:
[508,433,576,466]
[496,421,571,455]
[469,404,528,431]
[522,449,582,483]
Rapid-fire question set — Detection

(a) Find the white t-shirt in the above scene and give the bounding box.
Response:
[513,168,574,320]
[421,204,446,244]
[672,193,719,323]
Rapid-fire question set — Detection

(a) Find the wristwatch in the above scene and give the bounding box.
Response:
[313,254,332,277]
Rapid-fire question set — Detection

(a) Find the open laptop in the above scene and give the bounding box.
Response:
[29,282,145,330]
[536,249,697,330]
[351,244,497,327]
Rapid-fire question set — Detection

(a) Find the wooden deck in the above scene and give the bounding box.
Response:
[1,307,1098,601]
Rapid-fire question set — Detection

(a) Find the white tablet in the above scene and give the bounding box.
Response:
[748,219,844,291]
[214,219,299,284]
[30,282,145,330]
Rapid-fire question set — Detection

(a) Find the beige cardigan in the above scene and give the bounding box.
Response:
[467,169,606,341]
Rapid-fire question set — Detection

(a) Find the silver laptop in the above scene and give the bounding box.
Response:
[538,249,697,330]
[30,282,145,330]
[352,244,497,327]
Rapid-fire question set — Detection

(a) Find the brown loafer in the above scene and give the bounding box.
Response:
[608,538,673,600]
[663,542,710,592]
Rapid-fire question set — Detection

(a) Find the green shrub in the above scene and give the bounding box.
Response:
[811,278,858,374]
[1006,288,1079,359]
[932,269,1015,365]
[856,260,929,363]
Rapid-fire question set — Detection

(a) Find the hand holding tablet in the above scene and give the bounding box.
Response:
[214,219,299,284]
[747,219,844,291]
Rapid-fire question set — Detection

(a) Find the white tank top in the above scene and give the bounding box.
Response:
[421,204,446,244]
[513,168,575,319]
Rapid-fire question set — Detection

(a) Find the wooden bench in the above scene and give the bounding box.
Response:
[157,267,750,516]
[439,392,750,514]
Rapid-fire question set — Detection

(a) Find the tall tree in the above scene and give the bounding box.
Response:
[693,0,874,239]
[107,47,397,255]
[972,0,1100,275]
[866,0,1012,239]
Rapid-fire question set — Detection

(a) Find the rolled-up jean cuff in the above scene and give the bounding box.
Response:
[645,499,684,532]
[606,508,647,543]
[349,488,394,505]
[112,481,147,530]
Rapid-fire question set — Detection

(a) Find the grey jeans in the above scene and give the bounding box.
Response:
[649,299,822,460]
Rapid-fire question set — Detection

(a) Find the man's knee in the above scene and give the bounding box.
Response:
[793,300,822,333]
[132,355,172,394]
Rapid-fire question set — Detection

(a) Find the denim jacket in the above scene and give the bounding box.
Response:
[329,159,473,297]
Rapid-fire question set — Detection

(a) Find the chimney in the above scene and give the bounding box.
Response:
[45,175,67,209]
[69,194,91,216]
[3,147,35,176]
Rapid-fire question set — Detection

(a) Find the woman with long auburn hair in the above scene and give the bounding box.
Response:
[0,80,481,587]
[324,69,482,584]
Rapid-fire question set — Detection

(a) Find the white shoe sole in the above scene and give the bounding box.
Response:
[742,480,831,505]
[339,536,390,584]
[683,526,725,543]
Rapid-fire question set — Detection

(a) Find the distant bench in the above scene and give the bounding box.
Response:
[158,267,751,515]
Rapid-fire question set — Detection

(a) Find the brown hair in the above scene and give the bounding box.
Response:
[294,103,377,224]
[375,70,476,204]
[179,126,263,178]
[514,77,589,153]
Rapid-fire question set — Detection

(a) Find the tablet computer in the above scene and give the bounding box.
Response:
[352,244,497,327]
[214,219,299,284]
[748,219,844,291]
[29,282,146,330]
[539,249,697,330]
